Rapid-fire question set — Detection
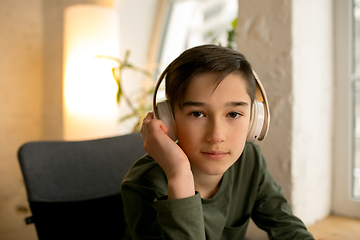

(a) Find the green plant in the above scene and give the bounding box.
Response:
[208,17,237,49]
[226,17,237,50]
[97,50,153,132]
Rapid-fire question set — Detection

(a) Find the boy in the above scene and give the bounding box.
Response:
[121,45,314,239]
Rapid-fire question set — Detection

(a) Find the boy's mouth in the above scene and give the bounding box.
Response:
[201,150,229,160]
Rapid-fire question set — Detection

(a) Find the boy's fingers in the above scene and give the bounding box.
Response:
[141,112,165,135]
[143,111,154,121]
[141,112,154,132]
[159,121,169,133]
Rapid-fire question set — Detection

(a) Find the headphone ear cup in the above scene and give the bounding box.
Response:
[156,100,177,141]
[247,101,265,142]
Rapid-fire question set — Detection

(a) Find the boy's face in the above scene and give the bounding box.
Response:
[174,72,251,179]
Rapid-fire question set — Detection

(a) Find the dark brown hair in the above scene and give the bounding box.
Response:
[164,44,256,111]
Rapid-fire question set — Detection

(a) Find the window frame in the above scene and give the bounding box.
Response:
[333,0,360,218]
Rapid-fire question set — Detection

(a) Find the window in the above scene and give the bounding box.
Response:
[157,0,237,66]
[154,0,238,100]
[353,0,360,199]
[333,0,360,218]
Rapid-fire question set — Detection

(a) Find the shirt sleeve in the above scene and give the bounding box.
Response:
[154,192,206,240]
[251,151,315,240]
[121,182,163,240]
[121,180,206,240]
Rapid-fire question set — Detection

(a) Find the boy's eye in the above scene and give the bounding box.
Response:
[190,111,205,118]
[227,112,242,119]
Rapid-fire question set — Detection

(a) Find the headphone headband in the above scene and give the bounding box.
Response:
[152,65,170,120]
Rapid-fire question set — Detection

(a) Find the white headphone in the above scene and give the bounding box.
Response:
[152,68,270,142]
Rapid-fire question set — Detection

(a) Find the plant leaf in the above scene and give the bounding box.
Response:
[232,17,237,28]
[116,81,122,104]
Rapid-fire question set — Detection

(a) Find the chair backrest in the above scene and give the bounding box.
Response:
[18,133,146,240]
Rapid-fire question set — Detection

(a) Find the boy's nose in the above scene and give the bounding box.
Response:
[206,118,226,143]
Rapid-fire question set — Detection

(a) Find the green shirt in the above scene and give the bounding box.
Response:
[121,143,314,240]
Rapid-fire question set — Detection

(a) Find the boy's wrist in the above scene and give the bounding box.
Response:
[167,169,195,200]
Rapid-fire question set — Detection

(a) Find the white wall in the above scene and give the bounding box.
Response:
[237,0,333,228]
[237,1,293,238]
[237,0,293,204]
[291,0,333,225]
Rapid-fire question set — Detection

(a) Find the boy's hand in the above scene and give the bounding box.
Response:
[141,112,195,199]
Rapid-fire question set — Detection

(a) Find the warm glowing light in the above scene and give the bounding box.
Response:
[63,4,120,140]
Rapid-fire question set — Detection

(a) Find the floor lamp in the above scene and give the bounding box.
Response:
[63,4,120,140]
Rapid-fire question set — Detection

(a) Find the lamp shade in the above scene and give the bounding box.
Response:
[63,4,120,140]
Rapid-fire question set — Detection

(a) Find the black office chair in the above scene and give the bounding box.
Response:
[18,133,146,240]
